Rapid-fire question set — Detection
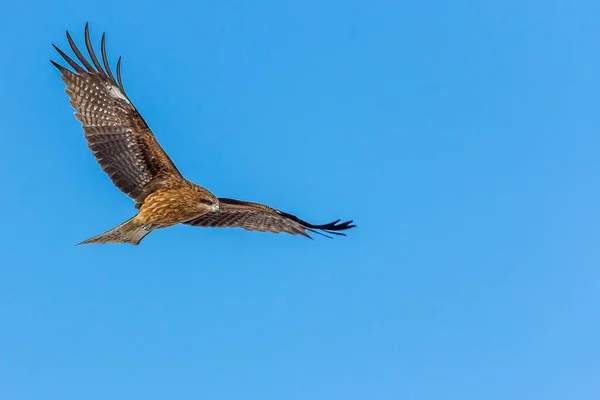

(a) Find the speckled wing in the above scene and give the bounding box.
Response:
[185,198,355,238]
[51,24,183,204]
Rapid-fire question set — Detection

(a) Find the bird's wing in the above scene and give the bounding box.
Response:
[51,23,183,204]
[184,198,355,238]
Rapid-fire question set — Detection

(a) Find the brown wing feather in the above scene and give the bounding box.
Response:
[185,198,356,238]
[51,23,183,204]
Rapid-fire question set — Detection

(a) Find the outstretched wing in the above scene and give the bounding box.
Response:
[185,198,355,238]
[51,23,183,204]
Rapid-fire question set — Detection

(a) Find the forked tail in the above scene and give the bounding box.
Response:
[77,216,154,246]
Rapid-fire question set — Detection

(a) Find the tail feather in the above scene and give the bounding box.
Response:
[77,217,153,246]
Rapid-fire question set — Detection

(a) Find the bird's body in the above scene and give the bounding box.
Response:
[52,24,355,245]
[137,182,219,228]
[80,181,218,245]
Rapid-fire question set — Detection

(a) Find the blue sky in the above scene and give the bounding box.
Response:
[1,0,599,399]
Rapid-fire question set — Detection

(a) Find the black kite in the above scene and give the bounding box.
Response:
[52,24,355,245]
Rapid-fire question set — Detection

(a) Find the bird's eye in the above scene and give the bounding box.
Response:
[200,199,214,206]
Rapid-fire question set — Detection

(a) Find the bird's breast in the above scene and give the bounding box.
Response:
[137,187,208,227]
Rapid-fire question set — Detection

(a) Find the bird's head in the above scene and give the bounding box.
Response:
[196,187,220,213]
[200,197,220,213]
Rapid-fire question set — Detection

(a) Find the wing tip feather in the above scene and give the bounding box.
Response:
[52,23,130,99]
[279,211,356,238]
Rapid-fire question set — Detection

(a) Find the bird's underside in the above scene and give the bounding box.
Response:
[52,23,355,245]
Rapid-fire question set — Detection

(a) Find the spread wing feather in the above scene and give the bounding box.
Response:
[51,23,183,204]
[185,198,355,238]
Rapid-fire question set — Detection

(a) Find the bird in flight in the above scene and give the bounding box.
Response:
[51,24,355,245]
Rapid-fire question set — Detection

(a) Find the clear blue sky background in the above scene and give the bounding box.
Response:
[1,1,599,399]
